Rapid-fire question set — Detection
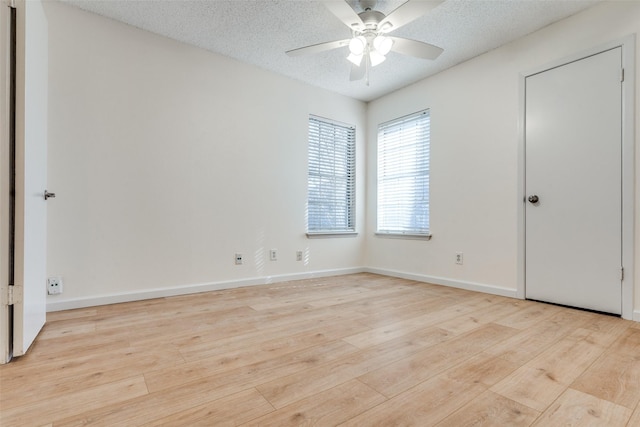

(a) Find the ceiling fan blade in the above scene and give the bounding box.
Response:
[324,1,365,31]
[379,0,444,32]
[350,62,366,81]
[286,39,350,57]
[389,37,443,60]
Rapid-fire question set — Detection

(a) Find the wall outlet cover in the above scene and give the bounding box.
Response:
[47,277,63,295]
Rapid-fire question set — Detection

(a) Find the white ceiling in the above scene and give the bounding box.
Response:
[60,0,601,102]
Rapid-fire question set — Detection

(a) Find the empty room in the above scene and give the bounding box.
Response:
[1,0,640,425]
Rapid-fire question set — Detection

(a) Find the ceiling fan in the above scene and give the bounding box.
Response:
[286,0,444,84]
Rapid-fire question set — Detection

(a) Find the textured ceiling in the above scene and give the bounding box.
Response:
[60,0,601,102]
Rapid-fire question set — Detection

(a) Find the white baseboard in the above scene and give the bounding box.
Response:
[45,266,640,319]
[45,266,537,312]
[364,267,519,299]
[46,267,366,312]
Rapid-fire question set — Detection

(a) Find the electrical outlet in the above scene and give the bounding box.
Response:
[47,277,63,295]
[455,252,464,265]
[234,253,243,265]
[296,251,303,262]
[270,249,277,261]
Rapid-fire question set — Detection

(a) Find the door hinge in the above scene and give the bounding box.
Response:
[620,267,625,281]
[621,68,625,82]
[2,285,22,306]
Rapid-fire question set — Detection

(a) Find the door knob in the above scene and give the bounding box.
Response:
[528,195,539,204]
[44,190,56,200]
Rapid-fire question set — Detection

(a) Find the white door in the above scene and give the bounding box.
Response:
[11,0,49,357]
[525,47,622,314]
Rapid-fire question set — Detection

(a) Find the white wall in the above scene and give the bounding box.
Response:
[44,2,367,310]
[46,1,640,317]
[365,1,640,312]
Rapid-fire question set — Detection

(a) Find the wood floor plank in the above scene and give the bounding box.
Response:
[1,345,183,410]
[241,380,386,426]
[435,390,540,427]
[255,325,447,409]
[532,388,632,426]
[570,327,640,410]
[569,326,628,349]
[436,299,523,335]
[144,339,358,394]
[577,311,631,337]
[0,273,637,426]
[174,308,368,362]
[484,312,583,365]
[358,323,518,398]
[524,331,608,385]
[491,365,568,412]
[178,313,369,363]
[338,375,486,427]
[608,327,640,355]
[54,342,355,426]
[306,285,418,308]
[349,293,456,324]
[19,332,130,362]
[342,296,496,349]
[53,377,246,426]
[94,304,257,332]
[46,308,98,322]
[140,388,274,427]
[0,375,148,427]
[627,401,640,426]
[491,333,607,411]
[571,351,640,409]
[444,352,519,388]
[36,320,96,340]
[0,343,183,390]
[493,301,562,330]
[248,283,376,311]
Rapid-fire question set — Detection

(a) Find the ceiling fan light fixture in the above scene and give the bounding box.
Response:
[348,36,366,55]
[347,52,364,66]
[369,49,386,66]
[373,35,393,55]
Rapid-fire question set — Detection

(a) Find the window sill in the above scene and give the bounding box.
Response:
[306,231,358,239]
[375,232,432,240]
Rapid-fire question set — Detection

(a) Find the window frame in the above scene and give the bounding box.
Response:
[306,115,357,237]
[376,109,431,239]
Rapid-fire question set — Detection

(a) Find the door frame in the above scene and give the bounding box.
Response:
[517,35,636,320]
[1,0,16,364]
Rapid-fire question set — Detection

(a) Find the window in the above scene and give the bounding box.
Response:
[377,109,430,237]
[307,115,355,234]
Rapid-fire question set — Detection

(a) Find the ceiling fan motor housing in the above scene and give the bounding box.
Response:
[358,10,385,31]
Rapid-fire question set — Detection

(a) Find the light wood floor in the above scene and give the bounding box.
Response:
[1,273,640,426]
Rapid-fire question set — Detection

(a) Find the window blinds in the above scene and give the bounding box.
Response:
[308,116,356,232]
[377,110,430,235]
